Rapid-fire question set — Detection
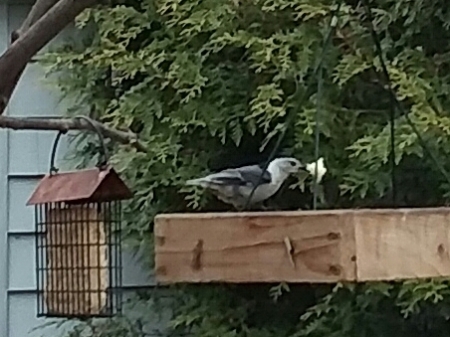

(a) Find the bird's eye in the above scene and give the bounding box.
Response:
[289,160,297,166]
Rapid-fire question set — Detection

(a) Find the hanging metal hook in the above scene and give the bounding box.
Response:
[49,115,109,175]
[74,115,109,168]
[49,130,65,175]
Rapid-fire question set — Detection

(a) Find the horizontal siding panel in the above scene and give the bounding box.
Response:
[8,64,63,117]
[7,178,40,233]
[0,4,8,337]
[7,235,35,290]
[8,131,68,175]
[6,2,29,29]
[7,293,73,337]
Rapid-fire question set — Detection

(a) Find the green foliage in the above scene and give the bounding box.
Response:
[39,0,450,336]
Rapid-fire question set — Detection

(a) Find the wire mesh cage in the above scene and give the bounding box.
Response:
[34,201,122,318]
[27,119,133,319]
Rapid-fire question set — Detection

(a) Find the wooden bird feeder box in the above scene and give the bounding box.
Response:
[154,208,450,284]
[27,127,133,319]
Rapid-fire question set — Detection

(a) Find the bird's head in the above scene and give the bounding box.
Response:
[269,157,304,175]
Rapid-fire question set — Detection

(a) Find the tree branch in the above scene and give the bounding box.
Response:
[11,0,60,42]
[0,0,99,115]
[0,116,147,152]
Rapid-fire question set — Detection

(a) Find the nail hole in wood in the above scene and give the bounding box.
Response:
[156,266,167,275]
[329,265,341,275]
[155,235,165,246]
[191,239,204,271]
[327,232,340,240]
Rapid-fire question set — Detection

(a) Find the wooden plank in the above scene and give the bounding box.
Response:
[354,208,450,281]
[154,211,357,283]
[154,208,450,283]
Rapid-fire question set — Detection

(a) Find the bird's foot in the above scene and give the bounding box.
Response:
[260,204,269,211]
[233,204,245,212]
[232,202,272,212]
[254,201,274,211]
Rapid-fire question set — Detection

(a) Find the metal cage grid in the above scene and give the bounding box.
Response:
[35,201,123,319]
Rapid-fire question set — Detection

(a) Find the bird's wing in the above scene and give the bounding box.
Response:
[234,164,272,186]
[204,165,271,187]
[196,169,245,186]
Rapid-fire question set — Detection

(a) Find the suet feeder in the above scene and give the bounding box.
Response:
[27,122,133,319]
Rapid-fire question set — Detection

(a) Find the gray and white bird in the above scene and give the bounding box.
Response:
[186,157,304,210]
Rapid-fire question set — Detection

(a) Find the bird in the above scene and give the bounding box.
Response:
[186,157,305,210]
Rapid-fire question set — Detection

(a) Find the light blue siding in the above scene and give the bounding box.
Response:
[0,3,156,337]
[8,131,64,175]
[8,235,36,290]
[8,293,76,337]
[7,178,39,233]
[0,3,10,336]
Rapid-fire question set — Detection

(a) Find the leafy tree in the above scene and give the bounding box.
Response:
[38,0,450,336]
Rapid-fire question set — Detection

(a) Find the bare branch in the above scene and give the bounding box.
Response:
[0,116,147,152]
[0,0,99,115]
[11,0,60,42]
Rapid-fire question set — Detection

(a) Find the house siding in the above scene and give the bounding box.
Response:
[0,3,156,337]
[0,4,10,336]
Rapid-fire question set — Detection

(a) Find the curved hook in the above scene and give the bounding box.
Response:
[49,131,65,175]
[48,115,109,175]
[74,115,109,168]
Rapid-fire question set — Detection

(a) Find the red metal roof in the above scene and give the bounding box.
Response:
[27,165,133,205]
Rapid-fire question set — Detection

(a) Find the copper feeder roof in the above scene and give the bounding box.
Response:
[27,165,133,205]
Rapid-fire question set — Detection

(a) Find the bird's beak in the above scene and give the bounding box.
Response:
[297,162,307,171]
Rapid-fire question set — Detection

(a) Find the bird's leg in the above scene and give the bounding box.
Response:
[259,202,269,211]
[247,201,270,211]
[233,203,245,212]
[260,199,279,211]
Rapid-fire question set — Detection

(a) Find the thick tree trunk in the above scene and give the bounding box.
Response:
[11,0,60,42]
[0,0,98,114]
